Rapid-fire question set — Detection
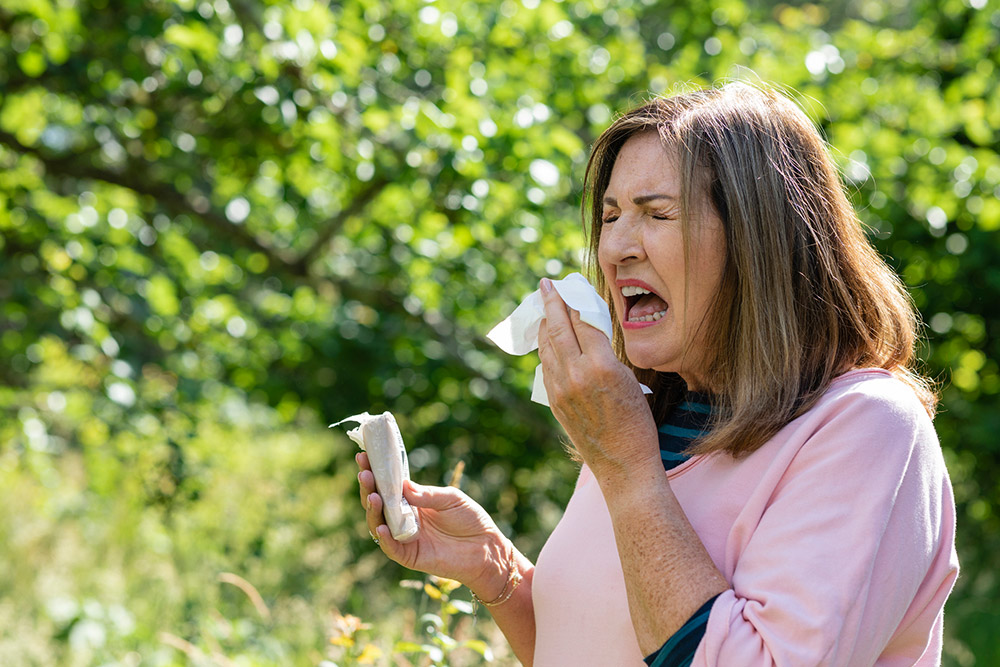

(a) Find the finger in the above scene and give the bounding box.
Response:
[536,316,571,380]
[567,306,615,356]
[537,319,562,384]
[374,524,402,558]
[538,278,582,357]
[537,318,550,359]
[358,469,377,507]
[357,451,375,499]
[365,489,387,539]
[356,453,372,499]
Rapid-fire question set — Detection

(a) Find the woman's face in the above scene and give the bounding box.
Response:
[597,132,727,391]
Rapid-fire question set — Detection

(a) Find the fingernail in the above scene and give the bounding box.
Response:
[540,277,552,293]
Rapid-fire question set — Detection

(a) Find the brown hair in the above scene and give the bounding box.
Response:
[583,82,937,458]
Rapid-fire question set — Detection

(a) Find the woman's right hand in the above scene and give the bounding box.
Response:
[357,452,511,599]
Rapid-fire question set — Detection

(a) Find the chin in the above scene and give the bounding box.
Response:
[622,344,674,373]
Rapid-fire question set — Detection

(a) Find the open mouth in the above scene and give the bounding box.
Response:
[622,284,668,323]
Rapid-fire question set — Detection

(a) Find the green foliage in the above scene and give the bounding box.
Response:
[1,0,998,664]
[392,576,495,666]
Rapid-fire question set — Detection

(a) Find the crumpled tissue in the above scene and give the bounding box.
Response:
[487,272,652,406]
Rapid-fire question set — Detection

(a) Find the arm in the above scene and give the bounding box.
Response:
[471,545,536,666]
[536,282,957,663]
[536,280,728,656]
[537,272,957,664]
[598,459,729,656]
[358,457,537,664]
[689,388,958,666]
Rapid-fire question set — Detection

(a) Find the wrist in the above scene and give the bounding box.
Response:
[578,420,660,483]
[588,440,662,485]
[593,455,668,503]
[470,541,522,608]
[465,531,513,601]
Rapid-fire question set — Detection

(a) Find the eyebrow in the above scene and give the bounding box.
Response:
[603,193,678,206]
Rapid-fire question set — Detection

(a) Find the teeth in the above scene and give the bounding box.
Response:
[628,309,667,323]
[621,285,652,297]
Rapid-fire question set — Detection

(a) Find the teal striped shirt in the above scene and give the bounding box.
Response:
[657,393,714,472]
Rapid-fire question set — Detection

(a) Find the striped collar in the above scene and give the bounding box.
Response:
[658,392,715,471]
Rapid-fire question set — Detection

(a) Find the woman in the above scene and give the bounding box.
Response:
[357,82,959,665]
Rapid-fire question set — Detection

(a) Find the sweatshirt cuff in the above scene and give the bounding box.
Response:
[643,594,720,667]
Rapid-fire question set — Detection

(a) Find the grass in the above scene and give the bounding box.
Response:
[0,424,516,666]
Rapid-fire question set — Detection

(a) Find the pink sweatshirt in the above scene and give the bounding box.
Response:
[532,369,959,666]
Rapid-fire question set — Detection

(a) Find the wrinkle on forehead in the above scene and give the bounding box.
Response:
[607,133,714,218]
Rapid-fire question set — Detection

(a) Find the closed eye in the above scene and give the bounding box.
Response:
[650,209,678,221]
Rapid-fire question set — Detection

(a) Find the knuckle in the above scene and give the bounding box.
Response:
[592,361,616,382]
[593,355,621,378]
[548,320,569,337]
[566,367,588,391]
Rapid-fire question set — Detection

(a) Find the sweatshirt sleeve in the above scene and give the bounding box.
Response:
[692,381,959,666]
[644,594,719,667]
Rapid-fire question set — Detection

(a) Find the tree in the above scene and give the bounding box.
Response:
[1,0,997,662]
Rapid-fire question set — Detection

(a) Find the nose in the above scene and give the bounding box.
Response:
[599,215,645,266]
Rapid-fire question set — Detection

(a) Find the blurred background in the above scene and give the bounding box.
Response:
[0,0,997,664]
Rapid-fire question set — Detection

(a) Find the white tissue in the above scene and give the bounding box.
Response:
[487,272,652,406]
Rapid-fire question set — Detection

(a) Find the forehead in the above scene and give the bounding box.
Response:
[605,132,680,199]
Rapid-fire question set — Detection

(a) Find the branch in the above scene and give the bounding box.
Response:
[292,171,392,273]
[0,129,298,269]
[0,130,557,443]
[333,276,558,439]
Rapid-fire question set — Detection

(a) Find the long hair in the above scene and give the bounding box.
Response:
[583,82,937,458]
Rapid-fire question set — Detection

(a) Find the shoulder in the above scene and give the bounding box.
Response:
[812,369,934,435]
[787,368,941,478]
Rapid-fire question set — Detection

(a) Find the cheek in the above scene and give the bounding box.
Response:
[597,240,615,279]
[596,248,620,314]
[598,258,614,283]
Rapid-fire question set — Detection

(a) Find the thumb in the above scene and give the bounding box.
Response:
[403,480,465,510]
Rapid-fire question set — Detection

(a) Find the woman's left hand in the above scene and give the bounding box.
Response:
[536,278,659,478]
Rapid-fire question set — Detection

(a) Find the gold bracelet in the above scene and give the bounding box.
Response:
[471,543,522,609]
